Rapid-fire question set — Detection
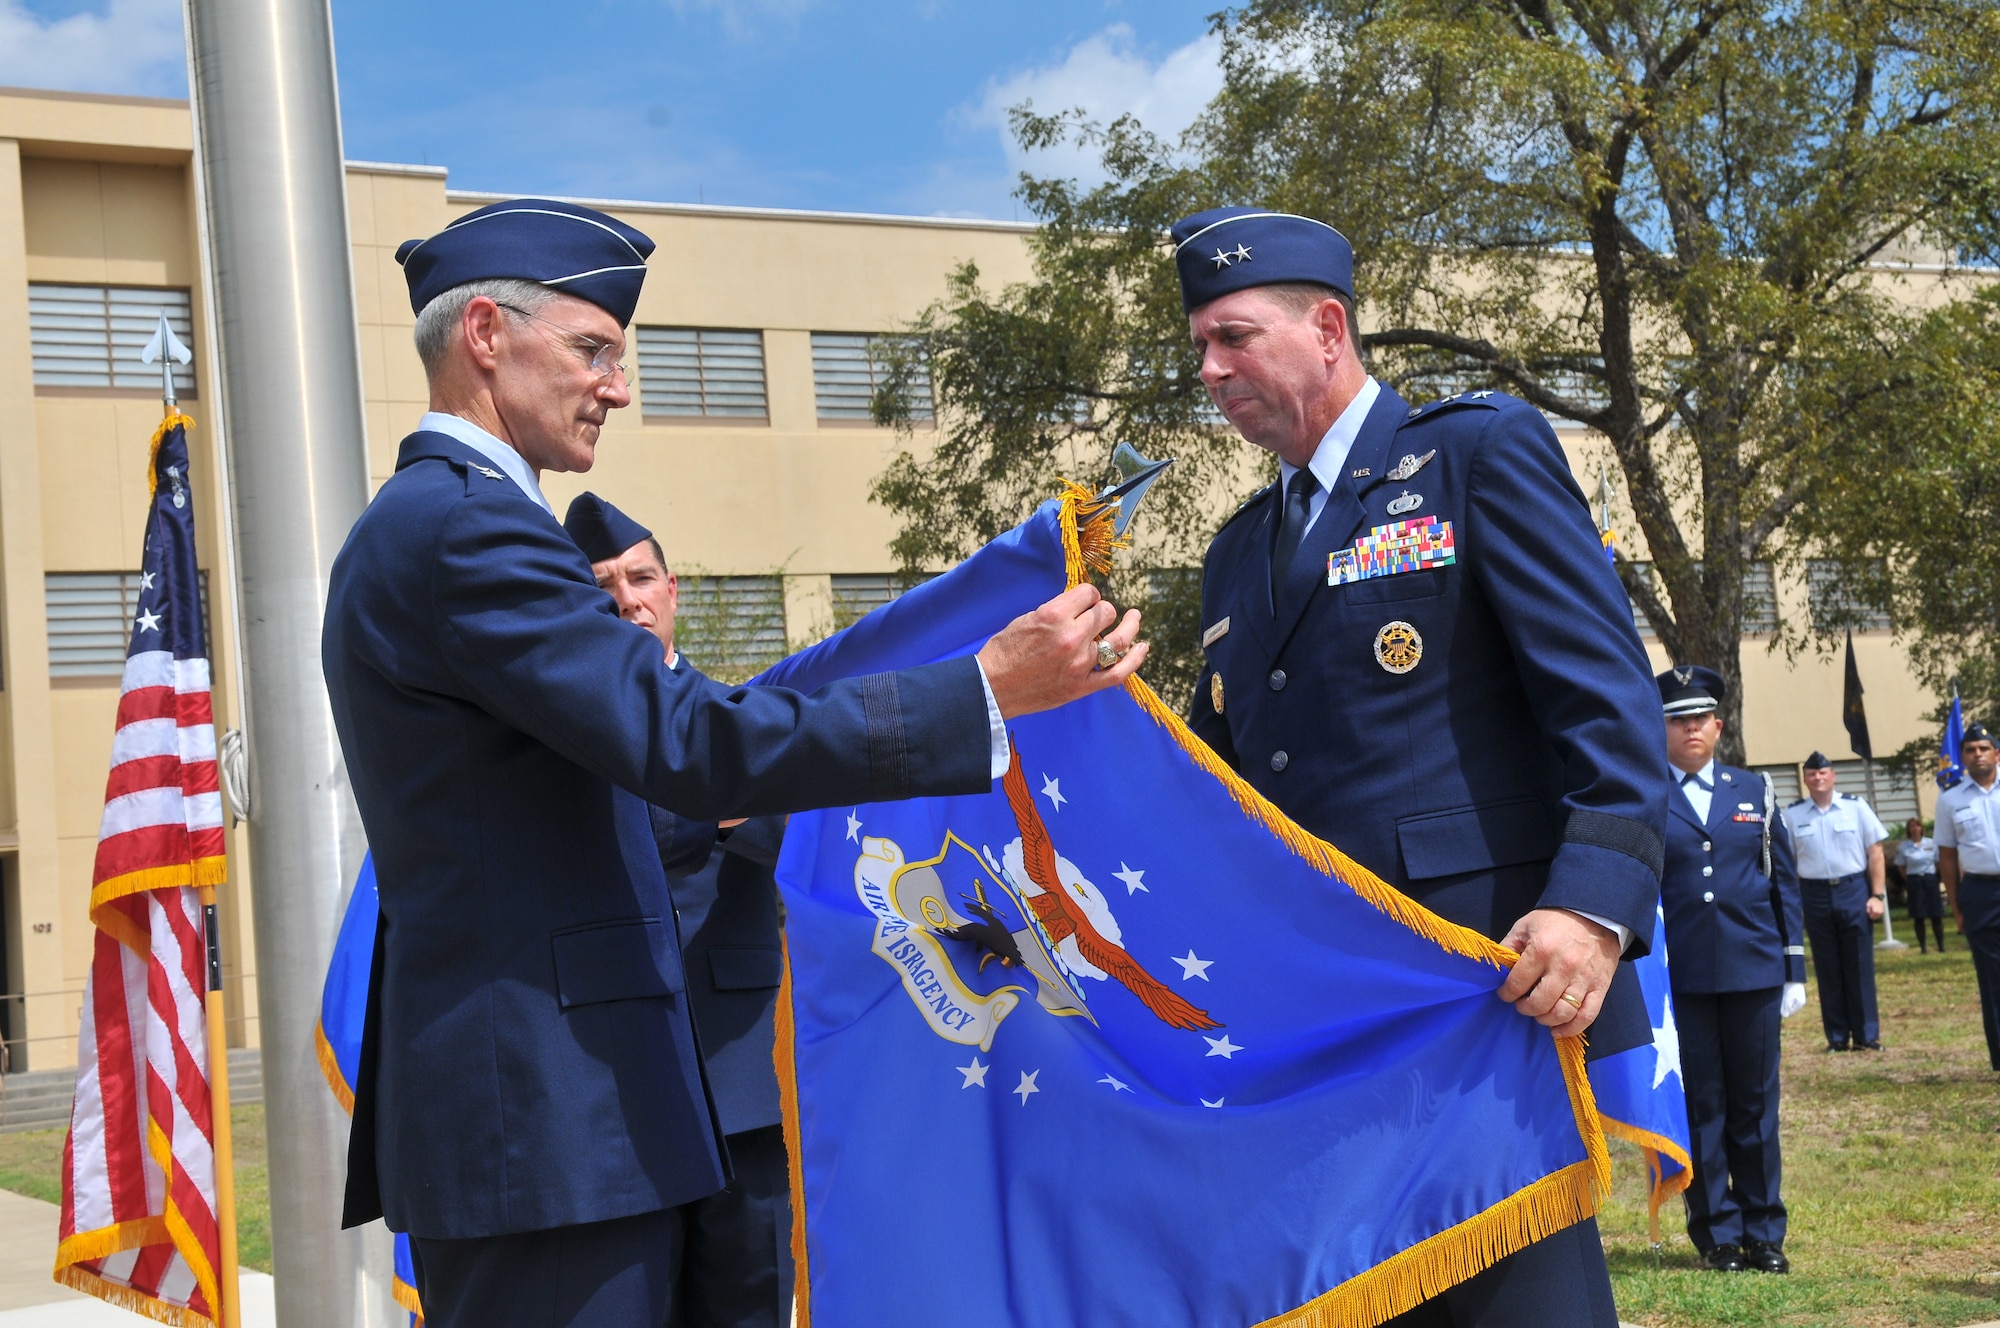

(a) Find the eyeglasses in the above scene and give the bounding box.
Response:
[494,301,629,380]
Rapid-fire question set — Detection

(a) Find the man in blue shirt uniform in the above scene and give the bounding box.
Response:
[566,492,795,1328]
[322,199,1148,1328]
[1657,666,1806,1274]
[1780,752,1889,1051]
[1175,205,1668,1328]
[1936,722,2000,1070]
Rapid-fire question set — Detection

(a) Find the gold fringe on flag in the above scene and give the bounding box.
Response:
[774,936,813,1328]
[147,412,195,502]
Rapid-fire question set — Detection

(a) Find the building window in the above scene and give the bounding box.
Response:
[672,575,785,682]
[1806,559,1891,632]
[830,573,903,627]
[1750,764,1802,802]
[636,328,768,421]
[29,284,196,396]
[1827,759,1918,827]
[46,572,211,678]
[1622,561,1777,638]
[810,333,933,423]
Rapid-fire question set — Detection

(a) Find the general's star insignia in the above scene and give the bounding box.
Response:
[1211,247,1234,269]
[1229,242,1252,263]
[1471,389,1495,398]
[474,466,505,481]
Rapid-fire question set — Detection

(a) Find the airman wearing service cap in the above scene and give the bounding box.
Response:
[1936,721,2000,1069]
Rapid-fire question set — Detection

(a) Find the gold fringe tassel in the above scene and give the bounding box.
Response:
[55,1264,215,1328]
[1252,1160,1602,1328]
[147,413,196,502]
[393,1274,427,1324]
[91,857,231,936]
[1055,481,1130,587]
[774,936,812,1328]
[1600,1116,1693,1219]
[315,1021,356,1116]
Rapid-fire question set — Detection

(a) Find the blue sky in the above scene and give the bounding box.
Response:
[1,0,1226,218]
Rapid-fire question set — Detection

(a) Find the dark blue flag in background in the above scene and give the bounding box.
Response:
[1939,689,1965,791]
[755,488,1611,1328]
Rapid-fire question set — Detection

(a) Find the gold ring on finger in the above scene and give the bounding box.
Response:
[1558,991,1584,1010]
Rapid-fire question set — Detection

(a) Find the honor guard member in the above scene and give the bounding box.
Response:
[567,493,795,1328]
[322,199,1148,1328]
[1656,666,1806,1275]
[1781,752,1889,1051]
[1176,205,1668,1328]
[1935,722,2000,1070]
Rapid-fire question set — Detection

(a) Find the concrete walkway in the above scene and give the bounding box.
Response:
[0,1189,272,1326]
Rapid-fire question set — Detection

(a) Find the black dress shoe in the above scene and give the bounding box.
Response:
[1826,1041,1851,1053]
[1858,1039,1884,1050]
[1743,1240,1790,1273]
[1703,1243,1746,1272]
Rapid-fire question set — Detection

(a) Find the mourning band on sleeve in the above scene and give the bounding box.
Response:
[1564,808,1664,880]
[862,672,910,804]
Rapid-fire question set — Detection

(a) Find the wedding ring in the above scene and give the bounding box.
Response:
[1096,639,1120,670]
[1558,992,1584,1010]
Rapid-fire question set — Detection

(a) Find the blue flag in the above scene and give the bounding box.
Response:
[1939,690,1965,791]
[756,488,1610,1327]
[1585,906,1690,1238]
[317,855,425,1325]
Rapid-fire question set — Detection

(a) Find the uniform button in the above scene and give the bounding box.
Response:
[1702,865,1714,877]
[1703,891,1715,902]
[1702,841,1712,852]
[1269,669,1287,691]
[1270,750,1289,772]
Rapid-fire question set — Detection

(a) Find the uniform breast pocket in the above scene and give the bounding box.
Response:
[1337,569,1448,606]
[1953,805,1990,850]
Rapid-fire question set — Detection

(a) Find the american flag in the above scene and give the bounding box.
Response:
[55,412,230,1327]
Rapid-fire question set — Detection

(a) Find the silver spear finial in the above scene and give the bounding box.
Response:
[140,313,192,410]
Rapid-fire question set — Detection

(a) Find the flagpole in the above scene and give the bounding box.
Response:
[202,887,241,1328]
[146,321,239,1328]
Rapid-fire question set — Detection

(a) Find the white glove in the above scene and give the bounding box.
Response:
[1780,982,1807,1019]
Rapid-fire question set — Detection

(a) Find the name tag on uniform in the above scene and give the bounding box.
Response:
[1329,516,1457,586]
[1201,617,1231,649]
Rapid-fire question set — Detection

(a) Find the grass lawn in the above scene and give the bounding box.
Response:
[0,949,1993,1322]
[0,1103,271,1274]
[1602,944,2000,1327]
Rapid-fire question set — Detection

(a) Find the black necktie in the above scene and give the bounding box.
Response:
[1271,468,1321,602]
[1682,771,1711,791]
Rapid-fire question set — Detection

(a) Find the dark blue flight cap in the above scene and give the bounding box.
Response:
[1170,206,1355,314]
[395,199,656,325]
[1964,722,1995,748]
[1803,750,1833,770]
[563,492,653,565]
[1657,664,1724,717]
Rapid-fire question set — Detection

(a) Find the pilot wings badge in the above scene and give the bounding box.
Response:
[852,741,1218,1051]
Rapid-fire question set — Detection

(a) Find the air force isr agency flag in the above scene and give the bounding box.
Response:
[1586,907,1691,1234]
[756,488,1611,1328]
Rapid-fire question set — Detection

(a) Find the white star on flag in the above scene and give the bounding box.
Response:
[1651,998,1682,1090]
[1203,1034,1242,1059]
[1014,1070,1040,1105]
[1040,775,1066,812]
[1173,950,1213,981]
[1097,1074,1130,1092]
[135,608,162,633]
[958,1058,988,1088]
[845,811,862,842]
[1201,1097,1225,1108]
[1112,863,1148,894]
[138,571,155,590]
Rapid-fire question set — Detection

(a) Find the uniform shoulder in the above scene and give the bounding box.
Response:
[1214,482,1275,540]
[1787,797,1809,808]
[1399,388,1528,426]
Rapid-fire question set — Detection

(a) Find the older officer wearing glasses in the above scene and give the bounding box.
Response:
[322,198,1148,1328]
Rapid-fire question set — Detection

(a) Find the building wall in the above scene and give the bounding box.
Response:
[0,86,1954,1071]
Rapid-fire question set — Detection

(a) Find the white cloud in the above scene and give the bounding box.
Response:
[967,24,1223,186]
[0,0,186,98]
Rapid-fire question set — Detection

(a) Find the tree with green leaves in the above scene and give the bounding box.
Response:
[871,0,2000,760]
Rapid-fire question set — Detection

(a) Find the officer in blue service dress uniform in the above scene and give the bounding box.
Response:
[1936,723,2000,1070]
[1780,753,1889,1051]
[321,199,1147,1328]
[1656,666,1805,1275]
[1173,206,1668,1328]
[565,493,795,1328]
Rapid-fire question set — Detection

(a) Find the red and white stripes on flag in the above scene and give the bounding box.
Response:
[56,414,230,1327]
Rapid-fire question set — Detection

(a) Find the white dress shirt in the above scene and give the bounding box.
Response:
[1277,376,1382,537]
[1935,776,2000,876]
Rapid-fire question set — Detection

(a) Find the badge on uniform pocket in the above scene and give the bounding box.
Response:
[1374,621,1422,674]
[1210,672,1225,714]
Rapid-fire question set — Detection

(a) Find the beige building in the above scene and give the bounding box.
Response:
[0,86,1944,1073]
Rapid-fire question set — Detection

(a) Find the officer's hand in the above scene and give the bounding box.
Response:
[1495,909,1621,1038]
[1780,982,1808,1019]
[1865,894,1885,921]
[977,584,1147,720]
